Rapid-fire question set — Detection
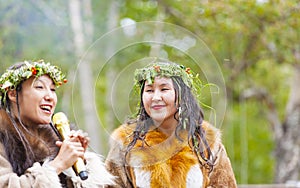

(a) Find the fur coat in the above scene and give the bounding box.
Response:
[0,109,115,188]
[105,121,237,188]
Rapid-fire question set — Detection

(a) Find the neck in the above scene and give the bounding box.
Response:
[155,118,178,136]
[158,127,175,136]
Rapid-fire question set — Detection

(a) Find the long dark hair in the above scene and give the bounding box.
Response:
[0,62,55,175]
[125,76,215,171]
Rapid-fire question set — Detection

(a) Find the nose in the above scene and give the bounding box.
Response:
[44,89,55,101]
[152,90,162,101]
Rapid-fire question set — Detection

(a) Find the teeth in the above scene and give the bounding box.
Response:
[41,105,51,111]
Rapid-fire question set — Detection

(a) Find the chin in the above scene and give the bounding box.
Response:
[39,118,51,124]
[151,114,166,121]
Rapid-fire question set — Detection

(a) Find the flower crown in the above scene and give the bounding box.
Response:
[0,60,67,106]
[134,60,202,97]
[133,59,218,124]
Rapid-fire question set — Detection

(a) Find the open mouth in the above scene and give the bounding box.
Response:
[40,105,52,113]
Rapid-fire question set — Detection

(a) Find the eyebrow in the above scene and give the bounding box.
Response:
[33,77,55,87]
[145,83,171,87]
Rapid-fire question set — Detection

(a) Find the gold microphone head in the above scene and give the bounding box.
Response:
[52,112,70,140]
[52,112,69,125]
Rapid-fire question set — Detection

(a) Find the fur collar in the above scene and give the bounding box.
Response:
[110,121,221,187]
[111,121,221,159]
[0,109,59,175]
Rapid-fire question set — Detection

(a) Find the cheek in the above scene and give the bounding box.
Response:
[165,92,176,104]
[51,94,58,109]
[142,94,152,114]
[54,94,58,104]
[142,94,150,105]
[19,91,34,104]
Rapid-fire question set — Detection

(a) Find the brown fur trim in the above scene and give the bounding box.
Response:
[128,129,198,187]
[0,109,59,174]
[107,121,237,188]
[202,122,237,188]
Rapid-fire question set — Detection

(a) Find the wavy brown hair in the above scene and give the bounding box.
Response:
[125,75,215,172]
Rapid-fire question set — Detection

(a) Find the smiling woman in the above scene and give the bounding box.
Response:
[0,60,115,187]
[105,58,237,188]
[13,75,58,125]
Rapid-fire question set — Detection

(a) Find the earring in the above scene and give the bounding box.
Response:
[178,106,182,116]
[178,106,187,129]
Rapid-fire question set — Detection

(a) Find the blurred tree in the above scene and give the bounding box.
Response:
[0,0,73,122]
[68,0,101,152]
[104,0,120,134]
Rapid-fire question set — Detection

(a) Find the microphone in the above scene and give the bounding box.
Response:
[52,112,88,180]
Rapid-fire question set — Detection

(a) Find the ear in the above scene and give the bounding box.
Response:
[7,90,17,103]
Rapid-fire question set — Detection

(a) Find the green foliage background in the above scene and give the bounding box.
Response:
[1,0,299,184]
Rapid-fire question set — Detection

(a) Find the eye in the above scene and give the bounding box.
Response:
[51,88,56,92]
[161,88,169,91]
[145,89,153,92]
[35,85,44,89]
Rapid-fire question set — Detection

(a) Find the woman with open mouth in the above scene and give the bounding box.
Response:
[0,60,114,187]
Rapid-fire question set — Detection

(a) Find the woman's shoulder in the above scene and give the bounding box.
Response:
[201,122,238,187]
[201,121,222,151]
[109,123,137,146]
[111,123,136,138]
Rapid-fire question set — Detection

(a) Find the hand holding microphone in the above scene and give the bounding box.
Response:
[52,112,89,180]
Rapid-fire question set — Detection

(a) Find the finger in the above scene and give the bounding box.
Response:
[69,130,78,137]
[72,130,87,139]
[68,135,82,143]
[70,130,90,148]
[65,139,83,147]
[55,141,63,147]
[62,141,85,155]
[79,136,90,150]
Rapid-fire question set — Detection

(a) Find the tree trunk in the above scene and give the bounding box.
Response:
[274,64,300,183]
[68,0,101,152]
[105,0,120,133]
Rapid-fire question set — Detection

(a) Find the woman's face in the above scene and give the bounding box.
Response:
[16,75,57,125]
[142,76,178,127]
